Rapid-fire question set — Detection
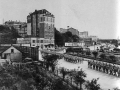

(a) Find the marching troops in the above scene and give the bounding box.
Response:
[88,60,120,77]
[64,54,84,64]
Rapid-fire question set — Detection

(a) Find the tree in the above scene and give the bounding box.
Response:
[113,87,120,90]
[109,55,116,63]
[11,26,21,39]
[85,78,101,90]
[92,51,98,59]
[99,53,106,60]
[72,35,80,42]
[62,31,73,42]
[68,70,76,85]
[60,67,69,80]
[86,51,91,56]
[73,69,86,90]
[54,28,64,47]
[43,54,59,72]
[51,78,71,90]
[65,31,72,37]
[66,47,73,53]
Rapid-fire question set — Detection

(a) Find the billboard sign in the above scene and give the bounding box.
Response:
[65,42,82,47]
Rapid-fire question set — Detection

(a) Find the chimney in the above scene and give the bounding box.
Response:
[67,26,69,29]
[67,26,69,31]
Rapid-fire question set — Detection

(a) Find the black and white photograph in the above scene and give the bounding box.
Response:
[0,0,120,90]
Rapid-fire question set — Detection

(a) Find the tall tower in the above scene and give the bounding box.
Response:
[27,9,55,48]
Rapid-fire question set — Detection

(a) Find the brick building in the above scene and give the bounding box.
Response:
[18,24,27,37]
[60,26,79,36]
[5,20,26,35]
[79,31,88,38]
[26,9,55,49]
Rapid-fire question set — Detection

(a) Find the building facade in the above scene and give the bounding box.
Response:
[0,46,22,62]
[68,27,79,36]
[27,9,55,48]
[60,28,68,33]
[83,37,93,46]
[18,24,27,37]
[17,37,54,49]
[88,35,98,42]
[5,20,26,34]
[60,27,79,36]
[79,31,88,38]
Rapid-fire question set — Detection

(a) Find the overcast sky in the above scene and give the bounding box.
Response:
[0,0,120,39]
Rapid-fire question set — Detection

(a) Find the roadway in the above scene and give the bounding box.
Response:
[57,58,120,90]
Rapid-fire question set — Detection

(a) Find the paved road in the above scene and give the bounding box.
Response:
[57,59,120,90]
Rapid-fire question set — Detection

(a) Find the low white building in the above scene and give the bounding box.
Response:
[0,46,22,62]
[17,37,55,49]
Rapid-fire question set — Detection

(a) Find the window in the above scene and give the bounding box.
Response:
[11,49,14,53]
[53,18,54,22]
[41,40,43,43]
[49,26,50,29]
[33,40,35,43]
[37,40,39,43]
[41,17,42,22]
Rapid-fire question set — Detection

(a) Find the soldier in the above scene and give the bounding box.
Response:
[109,64,113,75]
[93,60,95,70]
[89,60,91,68]
[112,64,116,76]
[114,65,118,76]
[98,61,102,71]
[88,60,90,68]
[106,63,109,74]
[117,67,120,77]
[96,61,98,70]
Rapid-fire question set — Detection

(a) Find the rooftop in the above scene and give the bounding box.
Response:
[29,9,54,17]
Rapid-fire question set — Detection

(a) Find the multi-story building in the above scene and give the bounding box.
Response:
[19,24,27,37]
[88,36,98,42]
[83,37,93,46]
[68,27,79,36]
[79,31,88,38]
[60,28,68,33]
[5,20,26,32]
[60,26,79,36]
[26,9,55,48]
[17,37,54,49]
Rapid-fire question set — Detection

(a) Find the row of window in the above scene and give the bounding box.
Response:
[32,39,54,43]
[38,15,54,22]
[32,40,43,43]
[45,24,54,30]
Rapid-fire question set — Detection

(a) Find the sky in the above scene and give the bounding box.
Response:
[0,0,120,39]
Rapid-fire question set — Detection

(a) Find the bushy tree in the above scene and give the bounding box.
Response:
[109,55,117,63]
[99,53,106,60]
[85,78,101,90]
[60,67,69,80]
[51,78,71,90]
[72,35,80,42]
[73,69,86,90]
[92,51,98,59]
[55,28,64,47]
[43,54,59,72]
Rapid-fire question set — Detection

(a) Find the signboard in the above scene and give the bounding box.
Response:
[65,42,82,47]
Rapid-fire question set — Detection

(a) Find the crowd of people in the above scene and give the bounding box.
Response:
[88,60,120,77]
[60,53,120,77]
[63,55,84,64]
